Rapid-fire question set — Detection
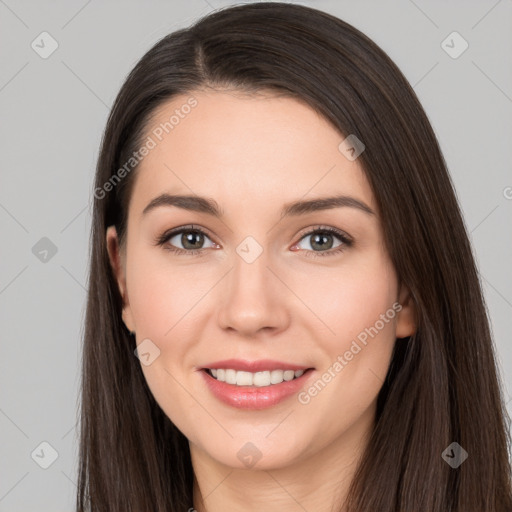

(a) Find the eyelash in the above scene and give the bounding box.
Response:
[154,224,353,259]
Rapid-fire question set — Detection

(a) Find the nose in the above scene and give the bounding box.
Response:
[216,246,290,337]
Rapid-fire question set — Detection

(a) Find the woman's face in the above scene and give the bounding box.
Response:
[107,89,416,471]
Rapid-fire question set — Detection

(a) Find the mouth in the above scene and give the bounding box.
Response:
[203,367,312,387]
[199,362,316,410]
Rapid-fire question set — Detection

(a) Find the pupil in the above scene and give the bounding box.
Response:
[182,231,203,249]
[312,233,333,251]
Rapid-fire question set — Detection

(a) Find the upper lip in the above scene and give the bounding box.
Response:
[200,359,313,372]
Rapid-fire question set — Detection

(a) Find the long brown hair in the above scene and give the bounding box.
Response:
[77,3,512,510]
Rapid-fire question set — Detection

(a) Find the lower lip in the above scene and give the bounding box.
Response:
[200,369,315,410]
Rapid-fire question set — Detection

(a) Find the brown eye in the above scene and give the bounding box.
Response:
[177,230,206,250]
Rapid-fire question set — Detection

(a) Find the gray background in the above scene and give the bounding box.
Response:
[1,0,511,510]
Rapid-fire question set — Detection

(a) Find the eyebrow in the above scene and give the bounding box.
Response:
[141,193,375,218]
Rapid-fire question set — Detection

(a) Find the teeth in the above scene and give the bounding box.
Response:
[236,371,253,386]
[226,369,237,384]
[208,368,306,386]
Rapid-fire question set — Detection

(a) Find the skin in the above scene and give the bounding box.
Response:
[106,89,417,512]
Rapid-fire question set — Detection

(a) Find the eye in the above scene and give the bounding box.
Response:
[155,224,353,258]
[155,225,218,255]
[291,226,353,258]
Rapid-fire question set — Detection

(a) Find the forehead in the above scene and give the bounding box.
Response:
[128,90,376,220]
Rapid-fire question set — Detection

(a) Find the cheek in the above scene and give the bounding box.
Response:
[291,254,398,419]
[128,254,204,435]
[291,251,398,345]
[126,248,208,339]
[126,250,215,410]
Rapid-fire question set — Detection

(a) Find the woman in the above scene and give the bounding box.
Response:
[77,2,512,511]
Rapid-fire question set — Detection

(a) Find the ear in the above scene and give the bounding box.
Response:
[395,284,417,339]
[106,226,136,334]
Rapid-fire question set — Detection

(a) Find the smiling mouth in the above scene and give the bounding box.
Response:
[203,368,314,387]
